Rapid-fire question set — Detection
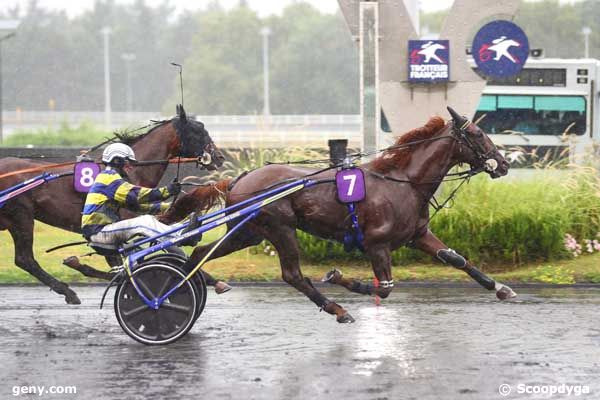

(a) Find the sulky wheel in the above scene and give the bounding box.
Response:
[114,263,199,345]
[144,253,208,319]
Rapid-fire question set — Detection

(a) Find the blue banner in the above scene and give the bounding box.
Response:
[408,40,450,83]
[472,20,529,78]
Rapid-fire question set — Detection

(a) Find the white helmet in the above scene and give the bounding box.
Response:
[102,143,137,164]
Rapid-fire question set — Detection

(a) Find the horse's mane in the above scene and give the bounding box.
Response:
[112,120,171,146]
[370,116,447,173]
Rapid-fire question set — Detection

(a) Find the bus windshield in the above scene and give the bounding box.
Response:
[473,95,586,136]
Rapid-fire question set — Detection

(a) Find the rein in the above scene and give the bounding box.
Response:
[265,135,454,167]
[229,124,490,222]
[0,157,202,181]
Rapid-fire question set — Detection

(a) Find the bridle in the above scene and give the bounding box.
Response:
[450,119,500,174]
[173,118,215,165]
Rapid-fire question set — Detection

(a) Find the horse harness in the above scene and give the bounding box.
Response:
[332,116,498,258]
[335,160,366,253]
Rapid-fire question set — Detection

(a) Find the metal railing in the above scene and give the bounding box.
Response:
[2,111,361,126]
[1,111,362,148]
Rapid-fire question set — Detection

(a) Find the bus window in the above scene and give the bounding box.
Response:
[473,95,586,135]
[381,109,391,132]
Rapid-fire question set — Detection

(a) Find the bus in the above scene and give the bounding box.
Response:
[470,57,600,165]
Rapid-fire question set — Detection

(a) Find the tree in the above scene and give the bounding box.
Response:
[163,5,262,115]
[269,4,358,114]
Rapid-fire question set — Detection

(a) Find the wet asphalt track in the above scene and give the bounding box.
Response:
[0,284,599,400]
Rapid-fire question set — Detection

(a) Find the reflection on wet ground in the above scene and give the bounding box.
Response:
[0,285,599,399]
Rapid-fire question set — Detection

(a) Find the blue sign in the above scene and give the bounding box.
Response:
[472,20,529,78]
[408,40,450,83]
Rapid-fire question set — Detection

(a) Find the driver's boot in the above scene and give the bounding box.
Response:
[179,212,202,247]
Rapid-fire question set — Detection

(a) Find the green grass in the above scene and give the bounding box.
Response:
[1,222,599,285]
[298,165,600,266]
[2,121,111,147]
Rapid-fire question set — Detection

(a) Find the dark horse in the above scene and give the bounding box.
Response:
[163,108,515,323]
[0,111,223,304]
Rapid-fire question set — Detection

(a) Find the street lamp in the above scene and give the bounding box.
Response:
[0,19,20,144]
[582,27,592,58]
[101,27,112,129]
[260,27,271,117]
[121,53,136,119]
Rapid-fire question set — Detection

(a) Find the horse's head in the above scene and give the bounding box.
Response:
[173,104,225,171]
[447,106,509,179]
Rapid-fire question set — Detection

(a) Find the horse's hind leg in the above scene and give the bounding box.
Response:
[264,225,355,323]
[62,256,115,280]
[183,225,263,292]
[8,221,81,304]
[323,244,395,299]
[414,229,516,300]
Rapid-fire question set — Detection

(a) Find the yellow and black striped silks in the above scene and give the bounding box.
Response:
[81,168,174,239]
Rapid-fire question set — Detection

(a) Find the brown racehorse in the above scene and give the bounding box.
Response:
[162,108,516,323]
[0,112,223,304]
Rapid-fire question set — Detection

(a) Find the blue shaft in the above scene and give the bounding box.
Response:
[126,178,315,310]
[0,172,52,197]
[123,178,313,251]
[156,210,260,307]
[0,173,62,208]
[127,178,315,266]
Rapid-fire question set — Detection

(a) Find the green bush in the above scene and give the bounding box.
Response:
[297,167,600,267]
[2,121,110,147]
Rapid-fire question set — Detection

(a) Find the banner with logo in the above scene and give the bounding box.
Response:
[472,20,529,78]
[408,40,450,83]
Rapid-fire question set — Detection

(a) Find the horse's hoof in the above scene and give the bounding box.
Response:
[496,284,517,301]
[65,292,82,305]
[336,312,355,323]
[63,256,81,268]
[214,281,232,295]
[322,268,343,284]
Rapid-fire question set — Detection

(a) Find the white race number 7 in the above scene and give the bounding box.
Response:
[343,174,356,196]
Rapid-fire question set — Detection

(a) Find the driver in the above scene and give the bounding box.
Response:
[81,143,232,294]
[81,143,199,249]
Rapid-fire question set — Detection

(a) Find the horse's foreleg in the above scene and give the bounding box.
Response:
[323,244,394,299]
[265,226,355,323]
[414,229,516,300]
[9,222,81,304]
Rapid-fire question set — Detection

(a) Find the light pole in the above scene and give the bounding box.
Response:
[260,27,271,117]
[121,53,136,119]
[0,19,20,144]
[101,27,112,129]
[0,32,15,144]
[582,27,591,58]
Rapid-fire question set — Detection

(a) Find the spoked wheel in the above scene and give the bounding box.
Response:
[144,253,208,319]
[114,263,199,345]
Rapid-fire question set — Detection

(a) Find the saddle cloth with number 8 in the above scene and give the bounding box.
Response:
[74,162,101,193]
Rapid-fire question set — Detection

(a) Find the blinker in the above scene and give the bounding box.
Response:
[199,152,212,166]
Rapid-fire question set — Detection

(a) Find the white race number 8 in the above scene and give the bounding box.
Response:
[79,167,96,187]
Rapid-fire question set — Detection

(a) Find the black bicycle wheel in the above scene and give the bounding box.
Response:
[145,253,208,319]
[114,263,199,345]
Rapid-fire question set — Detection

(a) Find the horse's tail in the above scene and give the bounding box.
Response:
[160,179,231,224]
